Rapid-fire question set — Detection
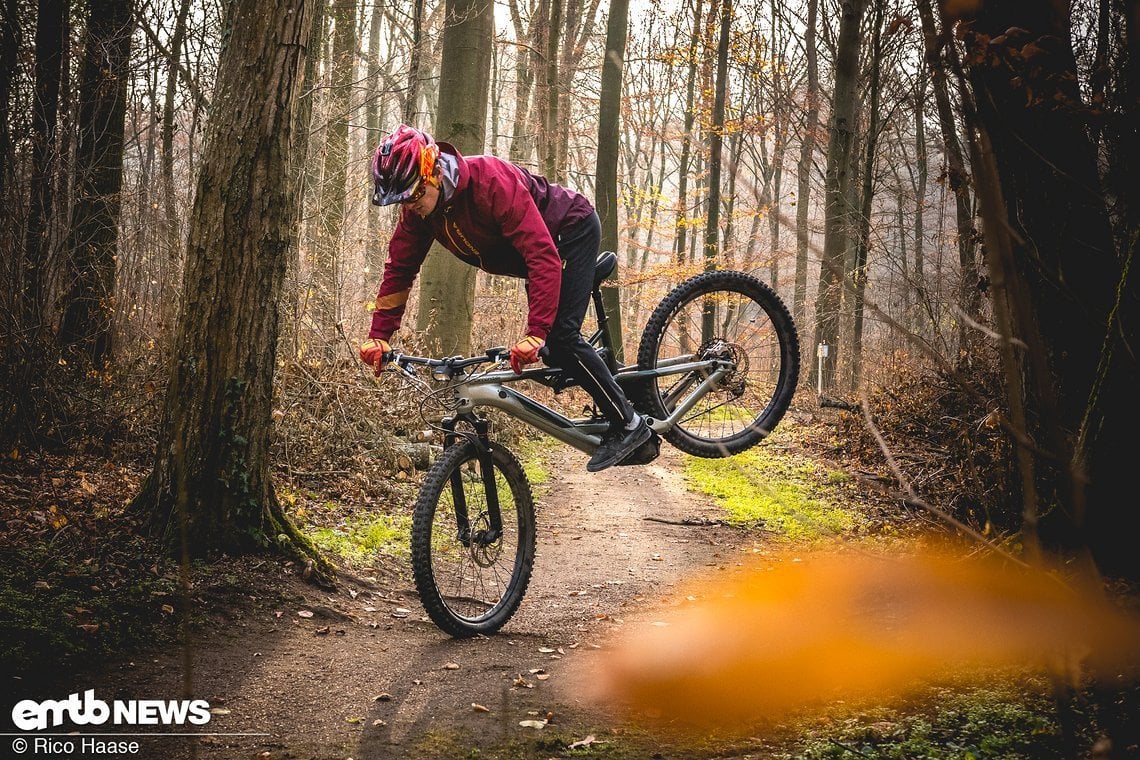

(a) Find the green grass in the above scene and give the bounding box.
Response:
[516,434,553,498]
[683,445,863,541]
[308,512,412,564]
[776,677,1064,759]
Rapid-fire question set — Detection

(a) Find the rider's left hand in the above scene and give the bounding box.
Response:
[510,335,545,374]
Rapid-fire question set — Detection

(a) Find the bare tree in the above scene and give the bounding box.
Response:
[813,0,866,391]
[133,0,330,576]
[57,0,134,368]
[596,0,630,362]
[413,0,494,355]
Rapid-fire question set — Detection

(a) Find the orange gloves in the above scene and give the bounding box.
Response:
[510,335,545,374]
[359,338,391,375]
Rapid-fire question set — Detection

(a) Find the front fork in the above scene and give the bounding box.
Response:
[442,414,503,546]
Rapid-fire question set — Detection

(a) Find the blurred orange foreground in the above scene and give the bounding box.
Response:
[593,547,1140,727]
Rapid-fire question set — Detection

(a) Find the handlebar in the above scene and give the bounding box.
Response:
[383,346,509,374]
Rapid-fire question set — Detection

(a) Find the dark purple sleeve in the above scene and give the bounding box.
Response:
[369,211,432,341]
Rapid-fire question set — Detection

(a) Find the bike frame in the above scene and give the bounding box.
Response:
[391,352,734,455]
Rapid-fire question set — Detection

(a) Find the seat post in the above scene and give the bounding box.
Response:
[590,251,621,374]
[592,286,619,374]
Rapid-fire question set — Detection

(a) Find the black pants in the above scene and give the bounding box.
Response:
[535,212,636,426]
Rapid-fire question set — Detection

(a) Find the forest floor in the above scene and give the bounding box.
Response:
[2,414,1133,759]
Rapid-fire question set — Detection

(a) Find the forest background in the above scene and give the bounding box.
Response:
[1,0,1138,751]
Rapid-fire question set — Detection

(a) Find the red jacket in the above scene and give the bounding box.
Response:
[369,143,594,342]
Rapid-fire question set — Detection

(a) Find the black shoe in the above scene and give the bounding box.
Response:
[587,419,653,473]
[617,430,661,466]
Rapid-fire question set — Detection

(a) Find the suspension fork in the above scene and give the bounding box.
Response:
[442,414,503,545]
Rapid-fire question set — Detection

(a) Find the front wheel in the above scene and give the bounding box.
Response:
[635,270,800,458]
[410,439,536,637]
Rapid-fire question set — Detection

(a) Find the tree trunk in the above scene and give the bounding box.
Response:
[812,0,865,392]
[405,0,425,122]
[674,0,703,273]
[793,0,818,333]
[413,0,493,355]
[507,4,536,162]
[56,0,134,368]
[22,0,67,343]
[701,0,730,340]
[316,0,359,345]
[541,0,563,179]
[915,0,978,357]
[847,0,884,390]
[159,0,193,320]
[366,0,386,277]
[596,0,630,363]
[133,0,330,579]
[956,0,1129,575]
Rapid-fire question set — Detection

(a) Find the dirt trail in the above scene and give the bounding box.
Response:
[97,445,753,759]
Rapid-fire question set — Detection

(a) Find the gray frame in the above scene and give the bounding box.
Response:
[412,358,732,455]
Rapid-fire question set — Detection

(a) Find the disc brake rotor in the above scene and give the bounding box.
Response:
[468,514,503,568]
[698,338,748,397]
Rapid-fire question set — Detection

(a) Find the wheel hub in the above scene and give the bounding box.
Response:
[698,338,748,397]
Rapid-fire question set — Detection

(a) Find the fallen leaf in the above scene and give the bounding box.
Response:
[519,719,547,729]
[315,626,331,635]
[538,647,556,653]
[161,605,175,615]
[472,703,490,712]
[209,708,231,715]
[372,719,386,726]
[297,610,314,618]
[536,673,551,681]
[346,716,362,724]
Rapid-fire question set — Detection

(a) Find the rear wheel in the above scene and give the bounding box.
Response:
[410,440,536,637]
[635,270,799,457]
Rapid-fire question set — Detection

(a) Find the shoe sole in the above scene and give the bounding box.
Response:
[586,425,654,473]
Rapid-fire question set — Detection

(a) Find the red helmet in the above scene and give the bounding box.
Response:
[371,125,439,206]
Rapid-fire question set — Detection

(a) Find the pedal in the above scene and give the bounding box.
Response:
[617,432,661,466]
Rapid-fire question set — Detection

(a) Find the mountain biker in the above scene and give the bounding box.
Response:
[359,124,657,472]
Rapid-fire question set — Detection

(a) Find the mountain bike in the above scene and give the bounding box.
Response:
[383,253,800,637]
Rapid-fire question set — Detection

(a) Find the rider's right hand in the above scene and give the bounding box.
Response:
[359,338,391,375]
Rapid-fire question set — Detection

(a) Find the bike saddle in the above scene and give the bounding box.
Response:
[594,251,617,288]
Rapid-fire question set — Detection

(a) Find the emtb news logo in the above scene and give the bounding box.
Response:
[11,690,212,731]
